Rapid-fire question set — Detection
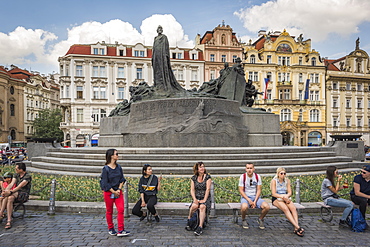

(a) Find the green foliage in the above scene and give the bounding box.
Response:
[32,108,64,142]
[0,165,360,203]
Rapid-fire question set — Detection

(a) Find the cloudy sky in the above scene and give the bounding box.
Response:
[1,0,370,74]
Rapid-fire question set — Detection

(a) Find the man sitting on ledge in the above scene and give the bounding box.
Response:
[0,162,32,229]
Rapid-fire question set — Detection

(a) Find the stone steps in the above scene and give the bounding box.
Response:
[28,146,363,176]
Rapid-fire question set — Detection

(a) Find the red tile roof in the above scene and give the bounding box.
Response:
[65,45,91,55]
[8,67,33,80]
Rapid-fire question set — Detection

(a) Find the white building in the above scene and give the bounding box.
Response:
[58,42,205,147]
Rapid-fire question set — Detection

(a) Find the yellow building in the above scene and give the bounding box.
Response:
[243,30,326,146]
[325,38,370,145]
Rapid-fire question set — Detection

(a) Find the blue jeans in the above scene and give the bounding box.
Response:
[326,198,354,221]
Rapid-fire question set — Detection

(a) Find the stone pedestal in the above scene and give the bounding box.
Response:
[99,97,281,147]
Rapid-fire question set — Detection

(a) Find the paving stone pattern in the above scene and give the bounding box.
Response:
[0,211,368,247]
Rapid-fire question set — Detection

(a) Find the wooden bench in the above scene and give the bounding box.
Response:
[228,202,305,223]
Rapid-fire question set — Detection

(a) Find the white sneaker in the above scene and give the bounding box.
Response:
[257,218,265,229]
[242,219,249,229]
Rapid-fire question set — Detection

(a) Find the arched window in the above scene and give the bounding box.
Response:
[277,43,292,52]
[10,104,15,116]
[280,109,291,121]
[10,130,16,140]
[250,54,256,64]
[310,109,320,122]
[311,57,316,66]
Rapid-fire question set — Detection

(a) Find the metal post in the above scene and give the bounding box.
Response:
[47,179,56,215]
[295,178,302,217]
[124,182,129,218]
[210,181,216,218]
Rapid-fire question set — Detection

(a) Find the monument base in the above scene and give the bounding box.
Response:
[99,97,281,147]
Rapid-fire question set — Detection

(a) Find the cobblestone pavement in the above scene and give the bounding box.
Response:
[0,211,368,247]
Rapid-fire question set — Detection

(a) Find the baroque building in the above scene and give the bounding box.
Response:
[195,22,243,82]
[58,42,204,147]
[243,30,326,146]
[0,65,59,145]
[325,38,370,145]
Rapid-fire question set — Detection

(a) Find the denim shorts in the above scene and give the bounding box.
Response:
[241,196,265,208]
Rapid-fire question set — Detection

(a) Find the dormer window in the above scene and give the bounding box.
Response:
[91,43,106,55]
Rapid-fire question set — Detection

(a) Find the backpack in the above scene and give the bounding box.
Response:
[350,208,367,232]
[186,209,200,231]
[243,172,259,191]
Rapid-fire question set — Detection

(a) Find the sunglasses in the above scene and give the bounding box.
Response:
[362,171,368,174]
[280,172,286,175]
[114,153,119,156]
[250,179,253,186]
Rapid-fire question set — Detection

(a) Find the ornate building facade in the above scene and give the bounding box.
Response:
[243,30,326,146]
[195,22,243,82]
[58,42,204,147]
[325,39,370,145]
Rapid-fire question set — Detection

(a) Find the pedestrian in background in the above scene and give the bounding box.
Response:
[101,149,130,237]
[132,164,162,222]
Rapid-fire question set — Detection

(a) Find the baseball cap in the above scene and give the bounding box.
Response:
[362,165,370,172]
[3,172,13,178]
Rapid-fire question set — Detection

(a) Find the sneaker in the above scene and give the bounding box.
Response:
[339,220,350,228]
[257,218,265,229]
[108,228,117,236]
[139,212,147,221]
[185,219,191,231]
[154,215,160,222]
[242,219,249,229]
[194,226,203,236]
[117,230,131,237]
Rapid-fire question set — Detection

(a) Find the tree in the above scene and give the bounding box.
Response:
[32,108,64,142]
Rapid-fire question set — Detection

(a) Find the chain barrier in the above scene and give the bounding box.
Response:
[56,181,101,200]
[30,182,51,195]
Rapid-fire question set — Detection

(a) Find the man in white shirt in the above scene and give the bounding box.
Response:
[238,163,270,229]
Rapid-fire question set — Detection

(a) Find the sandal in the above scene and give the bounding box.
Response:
[294,227,304,237]
[5,221,12,229]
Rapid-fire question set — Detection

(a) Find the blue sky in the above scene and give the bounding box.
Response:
[1,0,370,74]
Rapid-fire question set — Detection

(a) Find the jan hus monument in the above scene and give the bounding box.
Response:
[99,26,280,147]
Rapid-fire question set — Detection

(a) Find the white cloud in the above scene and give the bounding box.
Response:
[234,0,370,42]
[0,14,194,74]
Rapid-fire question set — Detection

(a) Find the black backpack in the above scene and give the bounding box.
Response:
[186,209,199,231]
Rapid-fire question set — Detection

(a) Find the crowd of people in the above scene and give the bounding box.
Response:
[100,148,370,238]
[0,147,27,165]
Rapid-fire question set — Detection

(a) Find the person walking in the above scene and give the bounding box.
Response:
[132,164,162,222]
[271,167,304,236]
[321,166,353,228]
[101,149,130,237]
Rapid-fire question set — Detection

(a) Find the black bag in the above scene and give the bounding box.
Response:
[186,209,199,231]
[16,192,29,203]
[332,193,339,199]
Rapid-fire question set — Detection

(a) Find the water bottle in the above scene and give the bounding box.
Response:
[110,193,115,199]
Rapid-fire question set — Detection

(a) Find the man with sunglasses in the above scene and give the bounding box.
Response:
[238,163,270,229]
[350,165,370,223]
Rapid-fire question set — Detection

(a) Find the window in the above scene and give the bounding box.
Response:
[310,109,319,122]
[10,130,16,140]
[10,104,15,116]
[222,55,226,63]
[333,117,338,127]
[346,117,351,127]
[299,73,303,83]
[136,68,142,79]
[253,72,258,82]
[60,65,64,75]
[65,66,69,76]
[119,50,124,56]
[100,66,106,77]
[357,117,362,127]
[140,51,145,57]
[93,87,99,99]
[311,57,316,66]
[299,57,302,65]
[92,109,106,122]
[75,65,83,76]
[66,85,70,98]
[315,91,319,101]
[278,56,290,66]
[248,72,253,81]
[250,55,255,63]
[76,86,83,99]
[93,86,106,99]
[191,70,198,81]
[266,72,272,80]
[346,99,351,108]
[93,66,98,77]
[177,53,182,59]
[100,48,104,55]
[298,109,303,121]
[346,83,351,90]
[267,55,271,64]
[118,67,124,78]
[233,55,237,63]
[314,74,319,83]
[210,70,215,80]
[210,54,215,62]
[100,87,106,99]
[357,84,362,91]
[280,109,291,121]
[118,87,125,99]
[93,48,98,55]
[134,50,145,57]
[333,98,338,108]
[77,109,83,123]
[299,90,303,100]
[93,66,105,77]
[333,82,338,90]
[267,90,272,100]
[192,53,197,60]
[279,89,291,99]
[357,98,362,108]
[134,51,139,57]
[178,70,183,80]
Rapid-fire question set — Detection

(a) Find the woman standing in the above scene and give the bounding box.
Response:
[186,162,212,236]
[321,166,353,227]
[132,164,161,222]
[101,149,130,237]
[271,167,304,237]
